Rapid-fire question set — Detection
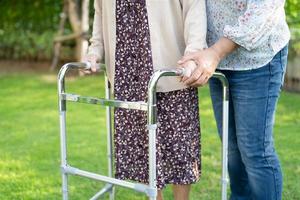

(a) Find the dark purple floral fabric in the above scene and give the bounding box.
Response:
[114,0,201,189]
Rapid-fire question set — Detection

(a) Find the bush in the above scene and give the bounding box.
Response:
[0,0,299,61]
[286,0,300,56]
[0,0,64,60]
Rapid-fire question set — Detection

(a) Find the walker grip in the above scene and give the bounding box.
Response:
[63,62,105,71]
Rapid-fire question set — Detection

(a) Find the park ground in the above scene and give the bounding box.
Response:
[0,63,299,199]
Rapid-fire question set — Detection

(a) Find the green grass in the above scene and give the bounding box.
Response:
[0,72,299,200]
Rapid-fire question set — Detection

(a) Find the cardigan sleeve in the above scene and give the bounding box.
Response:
[180,0,207,54]
[223,0,286,51]
[87,0,104,61]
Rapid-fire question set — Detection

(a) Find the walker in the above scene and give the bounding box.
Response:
[57,62,229,200]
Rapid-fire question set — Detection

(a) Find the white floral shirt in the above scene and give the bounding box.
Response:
[206,0,290,70]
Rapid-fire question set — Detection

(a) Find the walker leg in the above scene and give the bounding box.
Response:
[148,124,157,200]
[60,109,68,199]
[221,85,229,200]
[59,76,69,200]
[147,82,158,200]
[90,184,114,200]
[105,76,115,200]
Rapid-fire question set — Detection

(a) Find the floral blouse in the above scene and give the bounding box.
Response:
[206,0,290,70]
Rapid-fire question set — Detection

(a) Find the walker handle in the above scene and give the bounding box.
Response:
[174,67,186,76]
[58,62,106,87]
[174,67,229,88]
[63,62,105,72]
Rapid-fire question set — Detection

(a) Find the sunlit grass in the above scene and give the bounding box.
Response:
[0,73,299,199]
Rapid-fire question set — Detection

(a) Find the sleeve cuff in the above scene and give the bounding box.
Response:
[223,25,254,51]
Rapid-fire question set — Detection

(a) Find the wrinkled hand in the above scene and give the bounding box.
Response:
[179,60,197,81]
[81,54,100,74]
[178,47,221,87]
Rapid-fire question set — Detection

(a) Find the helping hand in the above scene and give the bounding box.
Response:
[178,47,221,87]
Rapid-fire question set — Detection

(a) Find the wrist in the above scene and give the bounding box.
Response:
[210,45,223,62]
[211,37,238,60]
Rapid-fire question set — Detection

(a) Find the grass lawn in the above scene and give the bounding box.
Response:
[0,72,299,200]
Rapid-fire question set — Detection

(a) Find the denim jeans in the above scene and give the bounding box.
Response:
[209,46,288,200]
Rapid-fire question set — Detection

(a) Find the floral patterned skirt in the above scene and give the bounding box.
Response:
[114,0,201,189]
[114,88,201,189]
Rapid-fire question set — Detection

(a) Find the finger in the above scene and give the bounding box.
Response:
[181,76,189,82]
[184,68,203,85]
[191,75,207,87]
[79,69,91,75]
[200,77,210,86]
[184,73,199,85]
[180,75,188,82]
[203,76,210,85]
[91,61,98,72]
[180,61,200,82]
[193,67,214,86]
[178,63,191,82]
[181,70,194,82]
[181,68,192,82]
[84,70,92,74]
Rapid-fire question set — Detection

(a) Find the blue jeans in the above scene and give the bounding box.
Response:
[209,46,288,200]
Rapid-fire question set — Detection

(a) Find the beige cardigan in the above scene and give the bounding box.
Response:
[87,0,207,92]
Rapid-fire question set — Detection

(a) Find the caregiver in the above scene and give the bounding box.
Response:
[179,0,290,200]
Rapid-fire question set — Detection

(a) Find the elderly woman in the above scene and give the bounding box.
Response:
[179,0,290,199]
[85,0,206,199]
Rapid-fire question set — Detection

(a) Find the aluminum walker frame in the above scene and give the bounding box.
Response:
[58,62,229,200]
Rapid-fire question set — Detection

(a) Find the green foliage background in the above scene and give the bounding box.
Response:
[285,0,300,56]
[0,0,62,60]
[0,0,299,60]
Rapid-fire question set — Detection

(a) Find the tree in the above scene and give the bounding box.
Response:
[51,0,90,70]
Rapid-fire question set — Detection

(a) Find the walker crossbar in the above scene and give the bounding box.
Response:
[57,62,229,200]
[60,93,148,111]
[61,165,155,195]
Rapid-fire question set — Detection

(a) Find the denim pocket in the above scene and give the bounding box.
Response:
[279,45,288,87]
[280,45,288,71]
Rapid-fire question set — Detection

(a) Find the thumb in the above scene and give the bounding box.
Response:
[87,56,98,72]
[91,60,98,72]
[177,53,197,65]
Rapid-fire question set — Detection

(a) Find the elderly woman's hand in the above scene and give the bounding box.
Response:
[81,54,100,74]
